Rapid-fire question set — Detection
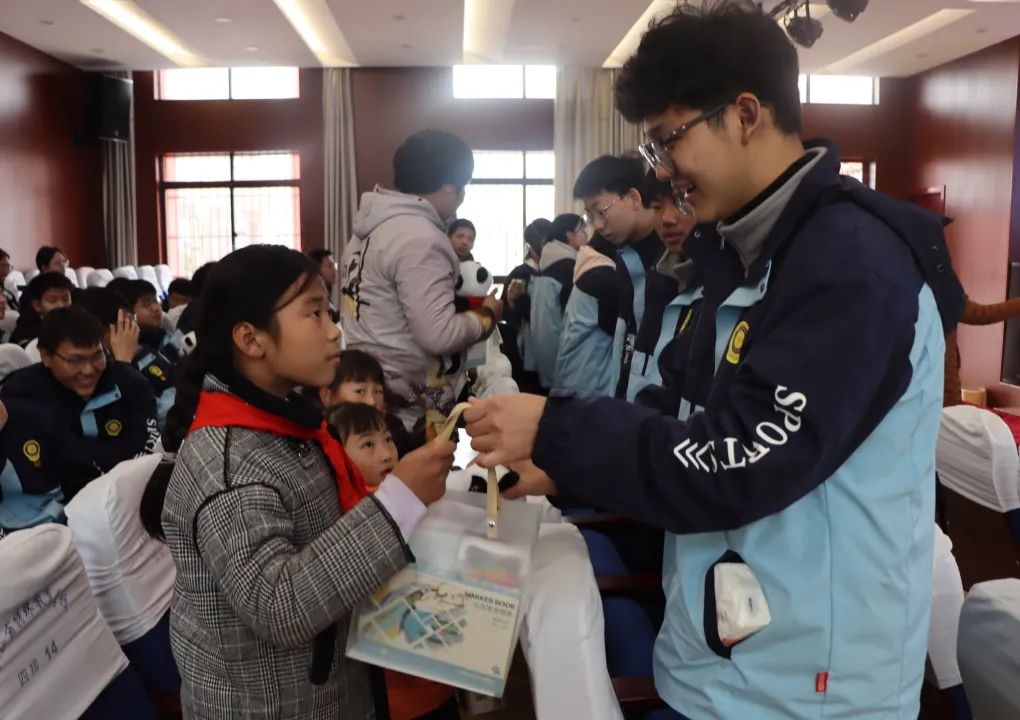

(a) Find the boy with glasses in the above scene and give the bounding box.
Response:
[558,156,664,396]
[0,307,159,531]
[466,3,965,718]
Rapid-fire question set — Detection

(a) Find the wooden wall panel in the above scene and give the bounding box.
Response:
[908,38,1020,406]
[0,31,103,270]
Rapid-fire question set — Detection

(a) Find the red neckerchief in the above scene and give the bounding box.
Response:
[189,390,368,512]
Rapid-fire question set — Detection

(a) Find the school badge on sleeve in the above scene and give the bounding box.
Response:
[23,440,41,468]
[105,419,123,438]
[726,321,750,365]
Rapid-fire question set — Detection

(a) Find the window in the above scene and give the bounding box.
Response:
[160,151,301,276]
[453,65,556,99]
[799,74,877,105]
[156,67,299,100]
[839,160,877,189]
[457,151,554,275]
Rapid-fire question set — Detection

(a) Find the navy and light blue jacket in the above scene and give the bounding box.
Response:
[612,231,665,400]
[533,141,965,719]
[556,234,621,397]
[528,240,578,389]
[132,343,177,430]
[508,260,540,374]
[0,361,160,530]
[624,254,703,403]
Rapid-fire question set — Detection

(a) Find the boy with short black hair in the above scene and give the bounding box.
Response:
[0,307,159,531]
[9,272,74,347]
[76,287,176,430]
[165,278,193,311]
[116,279,184,363]
[308,248,340,322]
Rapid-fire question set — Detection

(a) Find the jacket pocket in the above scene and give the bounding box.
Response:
[702,550,772,660]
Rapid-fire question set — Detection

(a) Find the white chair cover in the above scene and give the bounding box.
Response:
[135,266,161,296]
[24,269,39,282]
[64,455,173,644]
[958,579,1020,719]
[937,405,1020,512]
[0,310,19,339]
[112,266,138,281]
[86,270,114,288]
[0,344,33,382]
[928,524,965,689]
[154,265,172,294]
[519,523,624,720]
[0,524,128,720]
[23,339,40,364]
[76,267,96,289]
[4,272,26,301]
[64,268,79,288]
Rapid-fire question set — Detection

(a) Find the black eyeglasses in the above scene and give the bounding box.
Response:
[52,349,107,369]
[638,104,730,176]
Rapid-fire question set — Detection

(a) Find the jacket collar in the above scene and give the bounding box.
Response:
[204,371,323,430]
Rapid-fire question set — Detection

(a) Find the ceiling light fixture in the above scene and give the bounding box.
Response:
[272,0,357,66]
[80,0,207,66]
[786,3,824,48]
[826,0,868,23]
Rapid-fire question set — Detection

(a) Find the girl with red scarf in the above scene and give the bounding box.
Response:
[141,245,454,720]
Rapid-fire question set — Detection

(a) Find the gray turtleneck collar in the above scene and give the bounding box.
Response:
[656,252,696,291]
[717,146,827,272]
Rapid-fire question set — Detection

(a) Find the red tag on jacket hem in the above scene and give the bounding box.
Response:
[816,672,829,693]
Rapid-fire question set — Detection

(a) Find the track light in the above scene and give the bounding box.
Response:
[826,0,868,22]
[786,3,824,48]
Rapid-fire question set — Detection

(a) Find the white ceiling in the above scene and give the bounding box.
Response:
[0,0,1019,77]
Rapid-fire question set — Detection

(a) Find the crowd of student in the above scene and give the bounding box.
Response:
[1,2,1008,719]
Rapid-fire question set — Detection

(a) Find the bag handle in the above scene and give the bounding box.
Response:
[436,402,499,539]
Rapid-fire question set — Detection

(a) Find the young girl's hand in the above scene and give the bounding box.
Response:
[393,439,455,505]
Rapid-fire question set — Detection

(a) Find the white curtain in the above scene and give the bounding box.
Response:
[102,72,138,267]
[323,68,358,271]
[554,67,644,215]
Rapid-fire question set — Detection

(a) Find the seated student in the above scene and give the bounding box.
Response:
[145,244,452,719]
[175,261,217,335]
[118,279,184,363]
[164,278,193,313]
[308,249,340,323]
[625,183,702,402]
[0,307,159,531]
[447,219,476,262]
[528,213,587,390]
[0,248,18,311]
[35,246,69,275]
[325,401,458,720]
[76,287,176,430]
[8,271,73,347]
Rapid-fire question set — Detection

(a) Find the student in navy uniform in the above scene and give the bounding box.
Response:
[528,213,587,390]
[0,307,159,531]
[77,287,177,430]
[118,279,185,364]
[447,218,477,262]
[0,248,19,312]
[503,218,550,393]
[466,4,965,719]
[176,261,218,336]
[558,157,663,397]
[625,180,703,402]
[308,249,340,323]
[8,271,74,346]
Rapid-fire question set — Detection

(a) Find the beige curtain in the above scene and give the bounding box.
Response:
[554,67,644,215]
[102,71,138,267]
[323,68,358,268]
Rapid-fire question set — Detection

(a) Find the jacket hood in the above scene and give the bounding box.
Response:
[574,245,616,282]
[352,185,445,239]
[539,240,578,272]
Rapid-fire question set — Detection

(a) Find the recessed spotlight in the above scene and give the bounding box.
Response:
[401,43,412,49]
[215,16,231,24]
[39,19,54,26]
[92,48,105,54]
[916,52,928,58]
[245,45,260,52]
[570,15,582,23]
[976,27,988,34]
[393,13,405,20]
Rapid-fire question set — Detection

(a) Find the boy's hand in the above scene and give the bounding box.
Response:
[109,309,140,363]
[394,439,455,506]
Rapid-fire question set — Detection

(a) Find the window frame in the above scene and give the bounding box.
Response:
[158,151,302,275]
[466,150,554,265]
[155,67,300,101]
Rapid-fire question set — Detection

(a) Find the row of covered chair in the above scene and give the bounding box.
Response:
[0,454,179,719]
[5,265,175,302]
